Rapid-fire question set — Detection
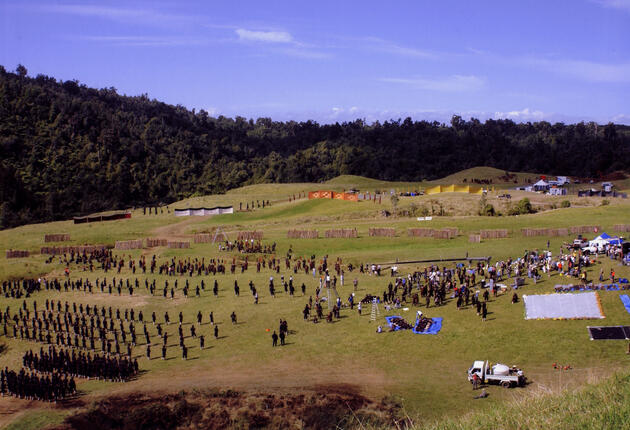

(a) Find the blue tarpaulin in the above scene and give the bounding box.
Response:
[384,316,443,334]
[620,295,630,314]
[384,315,405,331]
[412,317,443,335]
[554,283,627,293]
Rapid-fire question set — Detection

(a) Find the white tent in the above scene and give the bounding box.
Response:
[533,180,549,191]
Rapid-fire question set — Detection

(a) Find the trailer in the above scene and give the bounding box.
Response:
[467,360,526,388]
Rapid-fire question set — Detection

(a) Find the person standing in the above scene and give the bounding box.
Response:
[279,330,285,346]
[272,331,278,347]
[472,373,479,390]
[214,325,219,339]
[482,302,488,322]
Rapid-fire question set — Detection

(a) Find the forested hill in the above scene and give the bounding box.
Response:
[1,66,629,228]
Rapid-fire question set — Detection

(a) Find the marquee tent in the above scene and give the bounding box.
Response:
[174,206,233,217]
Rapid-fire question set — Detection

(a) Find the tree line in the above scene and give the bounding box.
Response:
[0,65,629,228]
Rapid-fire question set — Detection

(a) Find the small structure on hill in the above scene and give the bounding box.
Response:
[73,211,130,224]
[532,180,549,192]
[174,206,233,216]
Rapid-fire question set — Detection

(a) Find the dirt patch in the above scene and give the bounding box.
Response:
[50,386,406,430]
[89,359,390,402]
[150,218,210,241]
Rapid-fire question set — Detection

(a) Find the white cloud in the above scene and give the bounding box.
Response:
[236,29,293,43]
[44,4,192,26]
[494,108,545,121]
[82,35,208,47]
[234,28,329,59]
[611,114,630,124]
[362,37,434,58]
[591,0,630,12]
[280,47,330,59]
[381,75,485,92]
[522,57,630,83]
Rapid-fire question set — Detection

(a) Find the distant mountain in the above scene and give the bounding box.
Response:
[1,65,629,228]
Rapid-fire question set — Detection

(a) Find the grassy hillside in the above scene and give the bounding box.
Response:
[427,371,630,430]
[1,179,629,429]
[438,166,545,186]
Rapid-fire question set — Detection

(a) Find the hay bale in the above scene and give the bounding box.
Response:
[469,234,481,243]
[614,224,630,233]
[368,228,396,237]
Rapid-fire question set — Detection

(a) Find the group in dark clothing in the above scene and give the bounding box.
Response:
[22,346,138,381]
[1,367,76,401]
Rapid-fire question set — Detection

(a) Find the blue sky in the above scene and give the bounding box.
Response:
[1,0,629,124]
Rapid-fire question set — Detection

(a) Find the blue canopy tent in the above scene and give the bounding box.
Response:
[608,237,623,246]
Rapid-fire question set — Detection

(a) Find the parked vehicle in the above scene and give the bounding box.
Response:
[467,360,526,388]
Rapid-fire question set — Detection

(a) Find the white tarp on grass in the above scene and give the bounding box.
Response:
[523,292,604,320]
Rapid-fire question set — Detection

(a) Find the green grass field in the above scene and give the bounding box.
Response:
[1,174,630,429]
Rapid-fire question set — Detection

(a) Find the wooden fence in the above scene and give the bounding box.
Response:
[6,250,29,258]
[44,234,70,242]
[287,230,319,239]
[433,228,457,239]
[41,245,107,255]
[146,238,168,247]
[193,233,212,243]
[167,241,190,249]
[325,229,358,238]
[614,224,630,233]
[237,231,264,241]
[408,228,458,239]
[469,234,481,243]
[480,229,509,239]
[369,228,396,237]
[569,225,601,234]
[407,228,435,238]
[114,239,143,250]
[522,228,570,237]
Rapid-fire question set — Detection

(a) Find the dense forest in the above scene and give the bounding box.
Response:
[1,65,629,228]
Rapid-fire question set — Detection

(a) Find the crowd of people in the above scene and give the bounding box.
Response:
[23,346,137,381]
[1,367,76,401]
[220,239,275,254]
[1,235,627,405]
